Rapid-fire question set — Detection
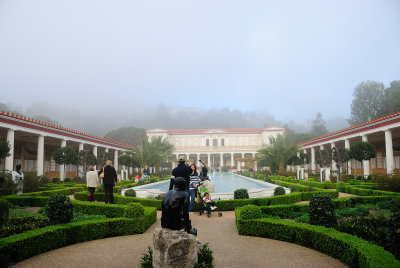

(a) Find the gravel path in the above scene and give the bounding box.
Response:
[11,211,347,268]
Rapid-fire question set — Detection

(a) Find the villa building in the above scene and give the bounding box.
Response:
[146,127,286,171]
[299,112,400,178]
[0,111,133,179]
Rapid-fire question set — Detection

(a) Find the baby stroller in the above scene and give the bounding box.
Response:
[198,184,216,218]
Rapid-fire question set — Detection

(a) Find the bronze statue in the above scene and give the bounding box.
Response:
[161,177,197,235]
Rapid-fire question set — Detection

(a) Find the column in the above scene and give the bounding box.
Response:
[311,147,316,173]
[303,149,308,170]
[197,153,200,163]
[345,139,351,175]
[105,147,109,153]
[362,135,370,176]
[331,142,337,171]
[5,129,14,171]
[207,153,211,167]
[252,153,257,171]
[385,129,395,174]
[92,146,98,170]
[78,143,84,176]
[220,153,223,169]
[37,135,45,176]
[60,140,67,181]
[114,150,119,171]
[231,153,234,169]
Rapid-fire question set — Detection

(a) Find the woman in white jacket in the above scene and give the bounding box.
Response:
[86,166,99,202]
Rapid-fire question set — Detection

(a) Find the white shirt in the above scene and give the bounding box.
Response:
[86,171,100,188]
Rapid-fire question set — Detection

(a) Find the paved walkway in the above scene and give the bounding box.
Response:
[12,211,347,268]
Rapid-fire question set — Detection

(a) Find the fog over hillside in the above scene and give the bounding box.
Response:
[0,101,348,137]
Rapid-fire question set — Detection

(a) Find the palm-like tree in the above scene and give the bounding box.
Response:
[128,136,174,173]
[256,134,298,173]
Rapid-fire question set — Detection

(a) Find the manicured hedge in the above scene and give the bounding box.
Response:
[3,195,49,207]
[20,187,84,197]
[336,182,400,196]
[0,218,147,266]
[0,198,9,225]
[261,204,309,218]
[73,191,162,209]
[72,200,144,219]
[236,208,400,268]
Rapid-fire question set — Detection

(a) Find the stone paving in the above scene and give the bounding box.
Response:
[11,211,348,268]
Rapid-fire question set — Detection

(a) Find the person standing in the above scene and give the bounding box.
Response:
[189,164,200,214]
[86,166,99,202]
[171,158,192,191]
[99,160,117,204]
[11,164,24,194]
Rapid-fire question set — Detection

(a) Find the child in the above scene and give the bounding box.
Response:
[134,174,140,183]
[203,192,217,211]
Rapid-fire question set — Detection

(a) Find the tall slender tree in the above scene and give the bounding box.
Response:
[256,134,298,173]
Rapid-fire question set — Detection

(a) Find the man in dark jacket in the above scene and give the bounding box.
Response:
[171,158,192,190]
[98,160,118,204]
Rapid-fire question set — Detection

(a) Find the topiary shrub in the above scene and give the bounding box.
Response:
[45,194,73,225]
[0,198,9,225]
[149,178,158,183]
[240,205,262,220]
[264,177,272,183]
[125,189,136,197]
[196,243,214,268]
[64,178,71,182]
[52,178,60,183]
[274,187,286,196]
[309,193,337,227]
[234,188,249,199]
[124,203,144,218]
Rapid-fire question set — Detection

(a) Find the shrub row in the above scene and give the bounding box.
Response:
[336,182,400,196]
[212,190,338,211]
[72,200,145,219]
[73,192,162,209]
[0,198,9,225]
[235,208,400,268]
[20,187,84,197]
[3,195,49,207]
[0,218,147,266]
[258,195,400,218]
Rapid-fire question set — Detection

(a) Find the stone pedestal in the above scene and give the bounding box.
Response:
[153,228,202,268]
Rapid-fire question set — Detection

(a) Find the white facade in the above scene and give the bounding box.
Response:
[146,127,285,170]
[0,111,132,178]
[299,112,400,177]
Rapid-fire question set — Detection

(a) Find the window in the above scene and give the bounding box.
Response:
[206,139,209,146]
[221,139,224,146]
[213,139,218,146]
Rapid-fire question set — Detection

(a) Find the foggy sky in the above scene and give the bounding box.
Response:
[0,0,399,130]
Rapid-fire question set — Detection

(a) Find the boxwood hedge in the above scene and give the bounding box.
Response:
[235,208,400,268]
[0,218,149,266]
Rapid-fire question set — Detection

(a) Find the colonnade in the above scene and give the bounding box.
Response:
[3,128,122,180]
[172,152,258,171]
[303,128,396,176]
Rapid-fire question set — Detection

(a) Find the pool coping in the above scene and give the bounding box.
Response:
[121,173,289,200]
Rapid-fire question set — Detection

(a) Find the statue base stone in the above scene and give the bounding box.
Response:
[153,228,202,268]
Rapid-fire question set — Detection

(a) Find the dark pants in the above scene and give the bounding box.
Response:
[88,187,96,202]
[104,184,114,204]
[189,188,197,212]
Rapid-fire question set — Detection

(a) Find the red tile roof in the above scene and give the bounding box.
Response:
[299,111,400,146]
[147,127,285,134]
[0,111,134,150]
